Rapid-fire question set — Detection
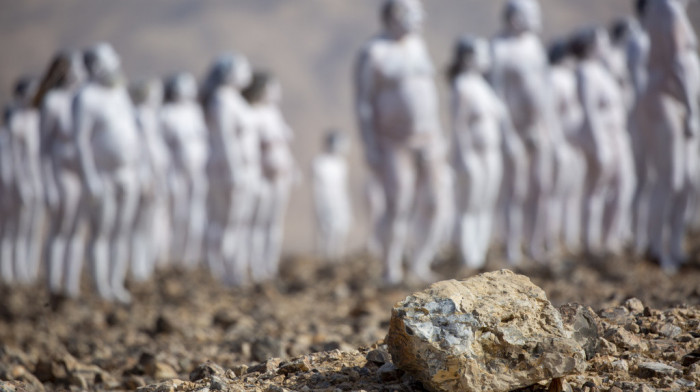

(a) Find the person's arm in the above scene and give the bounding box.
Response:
[213,96,241,182]
[39,100,60,209]
[668,5,699,137]
[450,83,472,171]
[73,92,101,199]
[354,45,380,169]
[577,66,609,165]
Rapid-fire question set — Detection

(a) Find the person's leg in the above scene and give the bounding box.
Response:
[90,178,116,301]
[109,172,139,304]
[378,142,415,284]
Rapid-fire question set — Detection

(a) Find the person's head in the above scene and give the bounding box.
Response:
[84,42,122,86]
[242,70,282,105]
[447,35,490,82]
[609,18,633,46]
[33,50,85,107]
[164,72,197,104]
[570,27,600,61]
[201,52,252,105]
[13,76,38,107]
[548,38,572,66]
[130,79,162,107]
[635,0,649,18]
[381,0,424,38]
[323,130,348,155]
[503,0,542,34]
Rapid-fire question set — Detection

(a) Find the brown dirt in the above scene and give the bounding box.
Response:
[0,246,699,391]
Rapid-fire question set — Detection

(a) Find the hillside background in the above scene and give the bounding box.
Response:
[1,0,698,254]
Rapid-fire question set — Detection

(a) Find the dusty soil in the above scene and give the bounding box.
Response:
[0,246,699,391]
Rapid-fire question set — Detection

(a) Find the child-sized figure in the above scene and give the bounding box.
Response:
[75,43,141,303]
[312,130,352,263]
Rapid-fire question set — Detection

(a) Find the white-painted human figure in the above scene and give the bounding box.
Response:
[7,77,43,285]
[244,71,296,281]
[355,0,447,284]
[599,30,638,253]
[548,40,587,253]
[0,116,16,284]
[312,130,352,263]
[75,43,141,303]
[571,28,628,255]
[448,36,507,269]
[130,79,171,281]
[201,53,255,286]
[491,0,553,262]
[34,51,87,296]
[637,0,699,272]
[160,73,208,270]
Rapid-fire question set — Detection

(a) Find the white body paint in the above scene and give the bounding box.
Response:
[449,42,505,268]
[355,0,447,284]
[491,0,552,263]
[638,0,699,272]
[131,81,172,281]
[160,74,208,270]
[75,43,140,303]
[203,54,256,286]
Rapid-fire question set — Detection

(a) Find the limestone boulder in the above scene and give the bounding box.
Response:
[386,270,586,392]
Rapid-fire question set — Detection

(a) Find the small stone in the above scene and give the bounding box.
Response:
[674,379,696,389]
[624,298,645,314]
[659,323,682,338]
[248,359,281,375]
[376,363,402,382]
[251,337,283,362]
[232,364,248,377]
[190,361,226,382]
[559,303,600,360]
[154,363,179,381]
[277,358,311,375]
[365,349,391,365]
[611,360,628,373]
[604,326,648,351]
[123,375,147,389]
[209,376,226,391]
[599,307,631,324]
[387,270,586,392]
[682,349,700,367]
[636,362,681,378]
[634,384,654,392]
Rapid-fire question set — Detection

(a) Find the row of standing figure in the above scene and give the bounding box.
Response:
[0,43,297,303]
[356,0,700,285]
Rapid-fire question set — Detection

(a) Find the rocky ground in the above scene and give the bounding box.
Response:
[0,248,699,391]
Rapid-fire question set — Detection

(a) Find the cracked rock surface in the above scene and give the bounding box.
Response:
[387,270,586,392]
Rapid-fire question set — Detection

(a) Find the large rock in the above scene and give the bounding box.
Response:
[386,270,586,392]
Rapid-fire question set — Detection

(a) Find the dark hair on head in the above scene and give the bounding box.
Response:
[570,28,598,60]
[447,36,477,83]
[14,76,37,102]
[548,39,571,65]
[163,74,180,104]
[324,129,344,150]
[635,0,648,18]
[242,70,271,105]
[609,18,629,44]
[381,0,395,25]
[33,50,78,108]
